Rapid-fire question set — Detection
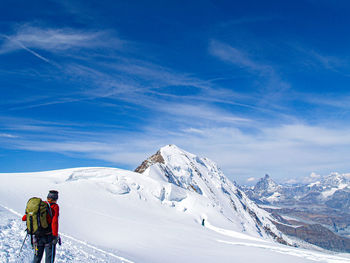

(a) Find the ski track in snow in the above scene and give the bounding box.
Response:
[0,204,134,263]
[217,240,350,263]
[206,219,350,263]
[205,220,269,243]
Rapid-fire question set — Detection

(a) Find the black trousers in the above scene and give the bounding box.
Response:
[33,235,56,263]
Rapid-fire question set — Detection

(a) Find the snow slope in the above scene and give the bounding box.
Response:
[138,145,287,241]
[1,145,350,263]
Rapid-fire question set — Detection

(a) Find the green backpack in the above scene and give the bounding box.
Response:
[25,197,52,237]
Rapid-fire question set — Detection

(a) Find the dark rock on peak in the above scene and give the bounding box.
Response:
[135,150,165,174]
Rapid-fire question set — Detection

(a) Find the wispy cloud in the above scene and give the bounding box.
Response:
[55,59,255,118]
[291,44,348,73]
[209,40,272,74]
[6,97,89,111]
[294,92,350,111]
[3,114,350,184]
[262,124,350,146]
[112,61,208,89]
[156,103,252,126]
[0,25,262,117]
[61,63,259,127]
[247,177,256,182]
[17,140,113,154]
[219,16,283,27]
[308,50,345,71]
[0,25,124,64]
[0,133,18,138]
[209,40,291,110]
[0,25,123,53]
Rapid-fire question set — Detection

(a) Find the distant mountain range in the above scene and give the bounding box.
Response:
[243,173,350,211]
[241,173,350,252]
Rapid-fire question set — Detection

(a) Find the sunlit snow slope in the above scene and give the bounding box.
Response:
[136,144,289,242]
[0,145,349,263]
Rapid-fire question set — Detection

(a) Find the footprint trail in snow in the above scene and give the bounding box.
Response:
[0,205,133,263]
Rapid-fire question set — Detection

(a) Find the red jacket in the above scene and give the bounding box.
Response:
[22,201,60,236]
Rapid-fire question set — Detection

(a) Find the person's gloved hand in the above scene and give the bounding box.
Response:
[58,236,62,246]
[52,236,59,245]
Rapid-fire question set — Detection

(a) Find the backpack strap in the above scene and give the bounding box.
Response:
[29,215,34,246]
[37,201,41,229]
[45,201,53,218]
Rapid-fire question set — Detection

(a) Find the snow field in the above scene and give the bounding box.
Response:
[1,145,350,263]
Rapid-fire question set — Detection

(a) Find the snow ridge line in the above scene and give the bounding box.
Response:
[0,204,22,217]
[0,203,135,263]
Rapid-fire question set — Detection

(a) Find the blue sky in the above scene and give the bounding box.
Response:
[1,0,350,184]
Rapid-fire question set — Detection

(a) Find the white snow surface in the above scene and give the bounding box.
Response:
[266,192,282,202]
[1,145,349,263]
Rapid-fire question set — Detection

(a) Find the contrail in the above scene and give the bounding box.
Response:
[0,34,51,64]
[14,39,51,63]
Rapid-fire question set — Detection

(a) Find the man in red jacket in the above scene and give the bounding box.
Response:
[22,190,60,263]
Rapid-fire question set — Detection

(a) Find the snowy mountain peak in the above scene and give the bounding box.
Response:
[134,144,193,174]
[161,144,184,153]
[159,144,197,165]
[135,146,291,244]
[254,174,280,194]
[322,172,350,187]
[136,145,220,195]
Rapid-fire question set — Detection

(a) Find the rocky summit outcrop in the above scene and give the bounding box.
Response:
[135,150,165,174]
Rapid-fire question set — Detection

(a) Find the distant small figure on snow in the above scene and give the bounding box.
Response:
[202,219,205,227]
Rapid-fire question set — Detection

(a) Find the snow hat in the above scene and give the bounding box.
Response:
[47,190,59,201]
